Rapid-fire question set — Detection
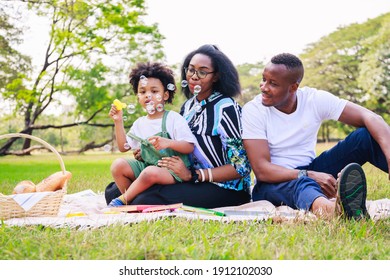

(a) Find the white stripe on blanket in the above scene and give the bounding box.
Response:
[4,190,389,229]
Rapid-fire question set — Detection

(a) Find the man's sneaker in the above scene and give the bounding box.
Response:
[337,163,369,220]
[108,197,126,207]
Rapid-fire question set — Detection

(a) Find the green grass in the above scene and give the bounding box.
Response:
[0,152,123,194]
[1,218,389,260]
[0,147,389,260]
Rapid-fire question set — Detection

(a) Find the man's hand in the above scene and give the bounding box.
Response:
[308,170,337,198]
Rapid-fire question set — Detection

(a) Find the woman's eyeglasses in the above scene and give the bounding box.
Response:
[185,67,215,79]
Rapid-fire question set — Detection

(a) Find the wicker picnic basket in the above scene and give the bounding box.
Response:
[0,133,68,220]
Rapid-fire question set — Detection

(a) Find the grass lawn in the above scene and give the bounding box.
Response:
[0,144,389,260]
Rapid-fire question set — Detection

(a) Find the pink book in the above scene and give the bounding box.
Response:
[142,203,183,213]
[114,205,159,213]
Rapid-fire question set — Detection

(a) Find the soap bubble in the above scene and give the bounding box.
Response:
[124,143,131,150]
[103,144,111,152]
[195,104,202,113]
[167,83,175,91]
[155,94,162,102]
[156,104,164,112]
[160,149,168,157]
[146,104,155,114]
[181,80,188,88]
[140,75,148,86]
[127,103,136,114]
[194,85,201,94]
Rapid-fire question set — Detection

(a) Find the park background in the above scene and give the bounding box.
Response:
[0,0,389,262]
[0,0,389,155]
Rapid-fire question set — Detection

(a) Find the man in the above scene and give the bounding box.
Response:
[242,53,390,219]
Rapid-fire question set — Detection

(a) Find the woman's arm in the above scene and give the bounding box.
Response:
[157,156,241,183]
[215,104,252,181]
[202,164,242,182]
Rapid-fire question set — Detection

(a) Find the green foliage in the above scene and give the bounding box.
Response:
[236,62,264,106]
[2,7,389,152]
[0,0,165,154]
[357,16,390,117]
[60,61,111,115]
[0,4,31,93]
[301,12,390,127]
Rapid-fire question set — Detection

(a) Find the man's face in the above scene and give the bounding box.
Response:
[259,63,298,113]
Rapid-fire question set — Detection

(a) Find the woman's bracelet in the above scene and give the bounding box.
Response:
[199,169,206,182]
[190,168,213,183]
[207,168,213,183]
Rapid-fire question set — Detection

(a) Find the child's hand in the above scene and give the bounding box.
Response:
[109,104,123,121]
[148,136,171,150]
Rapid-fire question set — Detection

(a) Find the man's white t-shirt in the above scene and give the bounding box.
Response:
[242,87,347,169]
[125,111,197,149]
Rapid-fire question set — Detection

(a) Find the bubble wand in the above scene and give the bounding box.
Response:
[113,99,127,111]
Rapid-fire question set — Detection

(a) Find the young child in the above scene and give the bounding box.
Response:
[108,62,196,207]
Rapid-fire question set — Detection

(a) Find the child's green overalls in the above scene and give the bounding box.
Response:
[126,111,192,182]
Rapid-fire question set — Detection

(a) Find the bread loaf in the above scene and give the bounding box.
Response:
[36,171,72,192]
[12,180,36,194]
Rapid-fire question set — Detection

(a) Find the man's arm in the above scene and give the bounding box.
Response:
[243,139,299,183]
[338,102,390,178]
[244,139,338,197]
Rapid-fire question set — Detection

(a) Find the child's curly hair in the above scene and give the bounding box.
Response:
[129,62,176,104]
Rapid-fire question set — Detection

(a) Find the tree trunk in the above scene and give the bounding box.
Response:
[21,127,34,155]
[0,127,33,156]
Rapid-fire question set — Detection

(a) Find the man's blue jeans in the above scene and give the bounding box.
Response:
[252,128,388,210]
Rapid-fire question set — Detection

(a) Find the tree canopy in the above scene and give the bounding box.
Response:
[1,6,389,152]
[300,12,390,139]
[0,3,31,93]
[301,12,390,117]
[0,0,165,155]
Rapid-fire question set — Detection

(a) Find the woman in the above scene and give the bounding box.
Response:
[106,44,252,208]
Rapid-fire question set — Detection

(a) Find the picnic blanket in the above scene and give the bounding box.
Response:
[3,190,390,229]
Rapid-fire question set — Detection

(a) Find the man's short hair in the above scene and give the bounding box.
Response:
[271,53,304,83]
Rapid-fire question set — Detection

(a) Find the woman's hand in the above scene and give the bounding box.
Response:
[158,156,191,181]
[133,148,143,162]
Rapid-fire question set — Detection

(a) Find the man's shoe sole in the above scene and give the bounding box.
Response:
[338,163,369,220]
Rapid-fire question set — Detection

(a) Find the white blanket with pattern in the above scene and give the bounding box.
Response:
[4,190,389,229]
